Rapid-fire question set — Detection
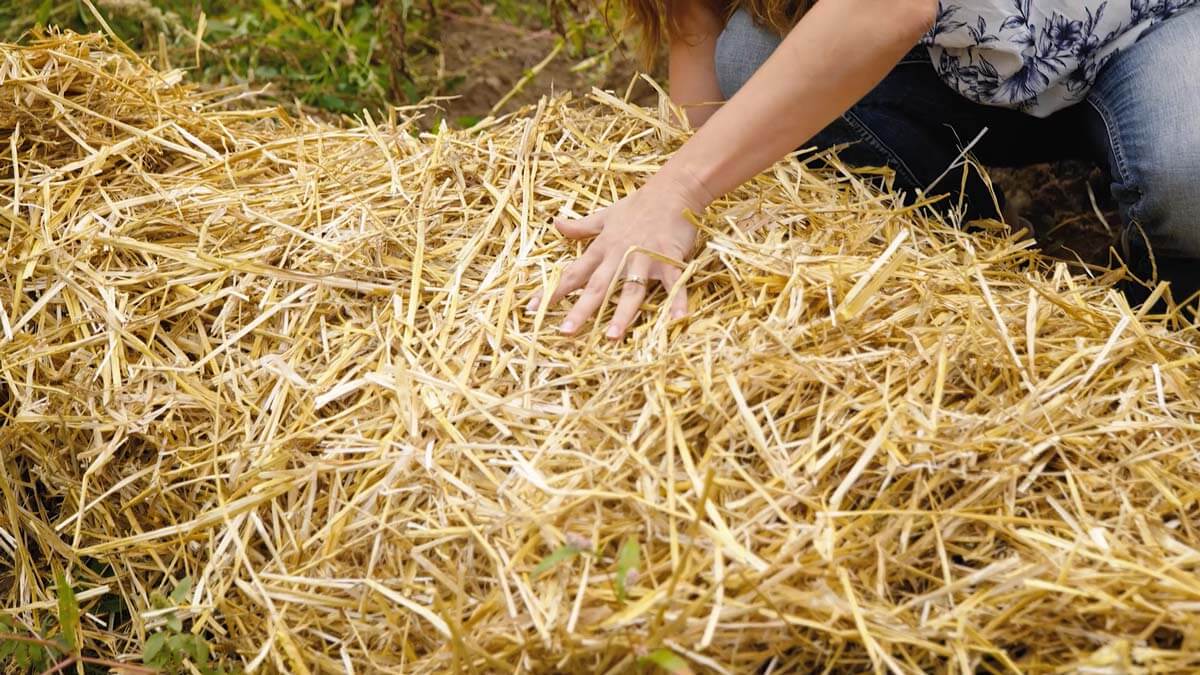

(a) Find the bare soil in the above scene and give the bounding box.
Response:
[428,7,658,121]
[992,162,1120,267]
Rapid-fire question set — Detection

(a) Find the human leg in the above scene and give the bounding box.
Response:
[1085,5,1200,304]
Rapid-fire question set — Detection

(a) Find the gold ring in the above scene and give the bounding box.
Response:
[622,274,648,287]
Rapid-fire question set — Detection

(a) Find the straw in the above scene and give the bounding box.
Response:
[3,31,1200,674]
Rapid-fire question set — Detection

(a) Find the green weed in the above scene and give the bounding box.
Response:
[0,0,608,115]
[1,572,234,674]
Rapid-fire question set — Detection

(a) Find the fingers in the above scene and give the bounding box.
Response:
[527,247,601,313]
[555,211,605,240]
[549,250,603,306]
[660,266,689,320]
[533,257,690,336]
[529,203,691,333]
[606,256,652,339]
[527,211,607,313]
[525,289,543,315]
[560,257,620,336]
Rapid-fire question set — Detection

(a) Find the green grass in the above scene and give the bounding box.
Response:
[0,0,605,115]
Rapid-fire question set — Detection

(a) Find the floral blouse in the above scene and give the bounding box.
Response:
[923,1,1198,116]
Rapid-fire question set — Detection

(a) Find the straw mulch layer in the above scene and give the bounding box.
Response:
[3,32,1200,674]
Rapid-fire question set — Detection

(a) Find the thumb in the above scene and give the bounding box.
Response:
[555,210,606,239]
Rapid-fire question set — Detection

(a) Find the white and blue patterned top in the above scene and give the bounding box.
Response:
[924,1,1198,116]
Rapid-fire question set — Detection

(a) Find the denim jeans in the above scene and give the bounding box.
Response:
[714,6,1200,302]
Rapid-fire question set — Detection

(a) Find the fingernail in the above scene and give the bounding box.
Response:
[526,298,539,314]
[559,319,576,334]
[671,310,687,321]
[606,324,620,339]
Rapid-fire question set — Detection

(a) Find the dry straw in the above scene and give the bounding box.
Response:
[3,31,1200,675]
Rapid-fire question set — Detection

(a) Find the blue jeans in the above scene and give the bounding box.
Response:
[715,7,1200,302]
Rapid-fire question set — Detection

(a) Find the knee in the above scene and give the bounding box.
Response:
[714,9,782,100]
[1120,140,1200,260]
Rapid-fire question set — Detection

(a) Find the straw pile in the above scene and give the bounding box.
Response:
[3,31,1200,674]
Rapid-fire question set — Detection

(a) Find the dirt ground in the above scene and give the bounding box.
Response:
[433,10,1118,266]
[992,162,1120,266]
[429,7,657,119]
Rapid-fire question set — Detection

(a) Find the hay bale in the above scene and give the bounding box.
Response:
[3,32,1200,673]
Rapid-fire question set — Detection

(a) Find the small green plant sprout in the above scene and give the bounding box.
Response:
[638,647,695,675]
[142,575,234,675]
[455,114,482,129]
[0,613,54,672]
[613,536,640,604]
[0,570,156,674]
[533,533,593,578]
[55,570,80,654]
[148,575,192,634]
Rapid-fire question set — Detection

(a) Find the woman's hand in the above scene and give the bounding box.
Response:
[527,0,933,339]
[528,171,712,339]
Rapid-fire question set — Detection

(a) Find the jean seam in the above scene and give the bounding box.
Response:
[841,110,922,189]
[1089,94,1132,194]
[1089,93,1142,220]
[1084,91,1147,254]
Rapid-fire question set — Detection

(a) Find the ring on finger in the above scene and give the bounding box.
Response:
[621,274,649,287]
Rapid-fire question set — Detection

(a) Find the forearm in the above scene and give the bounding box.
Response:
[656,0,935,206]
[667,0,725,127]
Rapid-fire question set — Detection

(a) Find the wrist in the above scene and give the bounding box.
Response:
[649,162,716,214]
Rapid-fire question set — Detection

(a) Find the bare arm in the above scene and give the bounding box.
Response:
[534,0,937,338]
[662,0,935,204]
[668,1,725,127]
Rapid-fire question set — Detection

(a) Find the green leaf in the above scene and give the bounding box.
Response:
[317,93,351,113]
[259,0,322,40]
[258,0,288,24]
[170,576,193,604]
[166,612,183,633]
[400,79,420,104]
[150,590,169,610]
[614,537,640,603]
[34,0,53,26]
[144,632,166,662]
[55,571,79,652]
[0,638,17,660]
[14,639,49,670]
[533,544,582,578]
[181,634,210,665]
[641,648,694,674]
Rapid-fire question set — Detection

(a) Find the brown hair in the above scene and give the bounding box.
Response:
[616,0,815,63]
